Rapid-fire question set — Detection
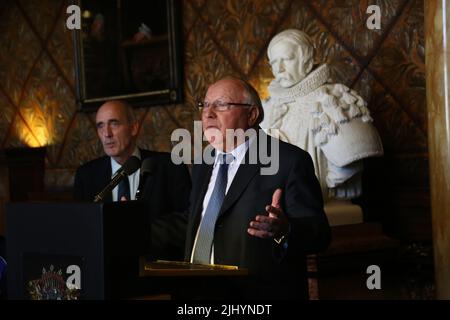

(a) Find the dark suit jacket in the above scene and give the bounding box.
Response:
[73,149,192,260]
[0,235,5,300]
[185,131,330,299]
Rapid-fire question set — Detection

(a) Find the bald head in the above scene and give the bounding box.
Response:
[207,77,264,125]
[97,100,136,123]
[96,100,139,164]
[202,77,263,151]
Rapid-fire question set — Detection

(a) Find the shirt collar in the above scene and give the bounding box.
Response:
[111,147,141,174]
[214,132,256,166]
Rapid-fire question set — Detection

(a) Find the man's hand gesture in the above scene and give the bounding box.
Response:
[247,188,289,240]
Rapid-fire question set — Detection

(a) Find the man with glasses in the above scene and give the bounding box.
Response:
[185,77,330,299]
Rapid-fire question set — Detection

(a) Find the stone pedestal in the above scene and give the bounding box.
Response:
[324,200,363,226]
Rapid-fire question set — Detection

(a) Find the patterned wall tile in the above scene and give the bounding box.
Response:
[351,69,377,103]
[20,52,76,148]
[58,113,102,168]
[247,55,275,101]
[134,105,186,152]
[175,103,199,129]
[7,114,38,148]
[184,19,237,103]
[0,90,16,144]
[138,105,179,152]
[47,3,76,90]
[0,0,41,106]
[183,0,201,37]
[136,112,156,152]
[190,0,206,9]
[367,78,428,153]
[309,0,406,57]
[17,0,62,40]
[134,107,149,127]
[200,0,291,75]
[369,0,426,134]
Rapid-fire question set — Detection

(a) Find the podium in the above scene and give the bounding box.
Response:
[136,259,248,300]
[6,202,150,300]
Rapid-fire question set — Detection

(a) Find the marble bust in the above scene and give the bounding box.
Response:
[261,29,383,209]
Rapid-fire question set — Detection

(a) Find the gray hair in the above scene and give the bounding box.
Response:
[218,76,264,126]
[240,79,264,126]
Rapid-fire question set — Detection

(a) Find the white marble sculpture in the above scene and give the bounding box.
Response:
[261,29,383,212]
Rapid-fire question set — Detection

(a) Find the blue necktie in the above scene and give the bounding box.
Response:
[193,153,234,264]
[118,177,130,201]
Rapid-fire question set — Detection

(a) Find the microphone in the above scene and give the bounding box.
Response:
[135,157,157,200]
[94,156,141,202]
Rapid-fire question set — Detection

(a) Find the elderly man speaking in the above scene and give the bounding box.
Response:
[185,77,330,299]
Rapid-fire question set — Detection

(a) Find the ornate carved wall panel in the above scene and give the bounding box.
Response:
[0,0,429,239]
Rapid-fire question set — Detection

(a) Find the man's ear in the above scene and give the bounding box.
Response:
[248,106,259,127]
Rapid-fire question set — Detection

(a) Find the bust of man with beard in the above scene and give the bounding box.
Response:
[261,29,383,225]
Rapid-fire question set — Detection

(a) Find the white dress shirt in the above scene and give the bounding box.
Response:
[191,135,256,264]
[111,148,141,201]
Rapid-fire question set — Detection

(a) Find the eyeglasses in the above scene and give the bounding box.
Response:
[197,100,253,112]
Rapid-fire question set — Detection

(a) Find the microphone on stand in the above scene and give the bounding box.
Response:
[135,157,157,200]
[94,156,141,202]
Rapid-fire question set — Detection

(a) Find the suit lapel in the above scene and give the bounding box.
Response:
[219,162,260,217]
[102,157,113,202]
[192,163,214,227]
[219,130,270,217]
[137,149,153,199]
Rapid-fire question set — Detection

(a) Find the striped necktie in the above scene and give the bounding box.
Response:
[193,153,234,264]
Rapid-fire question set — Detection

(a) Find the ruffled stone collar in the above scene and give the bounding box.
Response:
[268,64,330,101]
